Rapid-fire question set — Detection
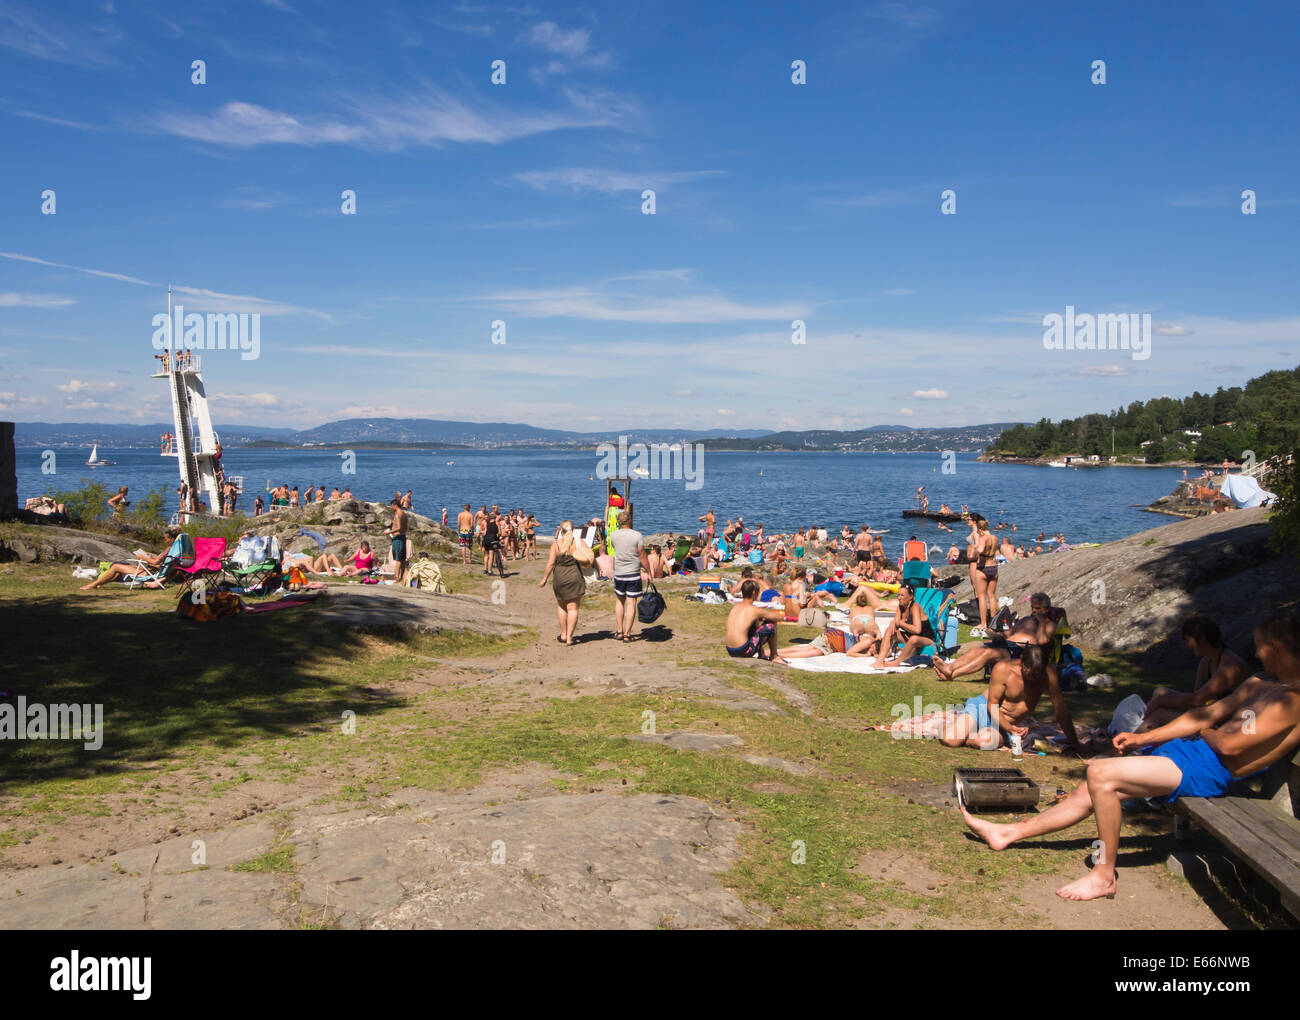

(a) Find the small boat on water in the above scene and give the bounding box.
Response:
[1047,460,1067,468]
[86,443,114,467]
[632,467,650,478]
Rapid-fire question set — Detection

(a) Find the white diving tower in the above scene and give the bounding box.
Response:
[154,289,222,519]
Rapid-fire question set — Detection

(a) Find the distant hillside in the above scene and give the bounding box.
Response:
[14,422,293,448]
[986,365,1300,464]
[12,417,1023,453]
[291,418,772,446]
[700,423,1022,452]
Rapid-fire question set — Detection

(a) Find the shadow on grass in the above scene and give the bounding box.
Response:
[0,592,403,786]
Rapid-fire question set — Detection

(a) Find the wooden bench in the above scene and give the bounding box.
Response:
[1175,747,1300,919]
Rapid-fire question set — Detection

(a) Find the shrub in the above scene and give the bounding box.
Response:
[1267,449,1300,560]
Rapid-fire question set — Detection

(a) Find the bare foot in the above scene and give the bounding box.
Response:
[960,806,1018,850]
[933,658,953,680]
[78,583,98,591]
[1056,871,1116,901]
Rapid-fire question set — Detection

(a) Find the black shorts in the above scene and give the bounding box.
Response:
[855,550,871,563]
[613,575,643,598]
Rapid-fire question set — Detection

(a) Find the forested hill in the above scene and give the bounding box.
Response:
[986,366,1300,463]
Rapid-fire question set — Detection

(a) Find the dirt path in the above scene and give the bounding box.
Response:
[0,553,1240,929]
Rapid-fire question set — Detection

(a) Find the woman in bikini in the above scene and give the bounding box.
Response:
[971,517,999,637]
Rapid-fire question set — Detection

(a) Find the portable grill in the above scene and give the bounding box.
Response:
[953,767,1040,812]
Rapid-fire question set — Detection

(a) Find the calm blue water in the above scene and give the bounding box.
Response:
[16,448,1187,556]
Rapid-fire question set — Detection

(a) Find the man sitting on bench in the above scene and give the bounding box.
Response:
[961,612,1300,902]
[935,592,1061,681]
[941,644,1084,752]
[1139,614,1248,731]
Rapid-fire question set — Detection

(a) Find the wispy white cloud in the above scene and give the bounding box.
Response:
[0,2,124,65]
[520,21,589,57]
[148,83,633,150]
[515,167,721,193]
[171,285,332,320]
[1155,323,1192,336]
[477,276,804,323]
[912,387,949,399]
[0,292,76,308]
[1,251,332,319]
[828,187,922,208]
[1077,365,1130,377]
[0,251,152,286]
[57,378,119,394]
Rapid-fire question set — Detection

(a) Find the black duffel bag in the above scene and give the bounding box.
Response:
[638,582,666,624]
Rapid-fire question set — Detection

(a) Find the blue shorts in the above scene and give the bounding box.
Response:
[1147,736,1255,805]
[962,694,1007,747]
[613,575,642,598]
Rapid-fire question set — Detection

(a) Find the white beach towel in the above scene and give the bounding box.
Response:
[787,653,923,674]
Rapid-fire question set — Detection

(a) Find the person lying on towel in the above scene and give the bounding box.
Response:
[941,644,1083,752]
[962,612,1300,903]
[724,580,786,662]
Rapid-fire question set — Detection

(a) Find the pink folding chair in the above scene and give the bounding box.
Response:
[177,536,228,596]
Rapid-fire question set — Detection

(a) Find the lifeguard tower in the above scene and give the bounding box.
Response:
[154,289,222,520]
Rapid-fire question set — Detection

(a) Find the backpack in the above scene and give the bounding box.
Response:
[989,605,1018,633]
[638,582,666,624]
[955,599,981,624]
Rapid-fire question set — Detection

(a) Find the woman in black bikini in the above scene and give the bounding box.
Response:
[971,517,999,637]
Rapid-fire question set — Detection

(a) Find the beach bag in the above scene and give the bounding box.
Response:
[176,589,244,621]
[955,599,981,624]
[748,549,763,564]
[595,553,614,578]
[638,582,666,624]
[571,539,595,567]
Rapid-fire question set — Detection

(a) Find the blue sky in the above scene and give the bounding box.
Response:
[1,0,1297,432]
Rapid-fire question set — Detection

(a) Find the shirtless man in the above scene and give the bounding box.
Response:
[724,580,785,662]
[941,644,1082,751]
[1140,615,1248,731]
[852,526,872,568]
[963,612,1300,902]
[934,592,1060,681]
[456,503,474,566]
[389,497,409,583]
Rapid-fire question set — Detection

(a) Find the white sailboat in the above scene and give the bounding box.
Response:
[86,443,114,467]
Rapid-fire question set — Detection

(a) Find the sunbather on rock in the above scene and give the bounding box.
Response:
[934,593,1061,681]
[941,644,1083,751]
[962,612,1300,902]
[1139,614,1248,731]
